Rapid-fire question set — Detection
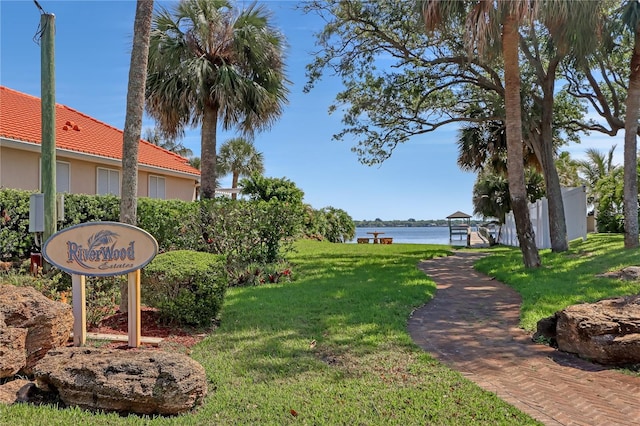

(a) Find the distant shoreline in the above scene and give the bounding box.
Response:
[354,219,482,228]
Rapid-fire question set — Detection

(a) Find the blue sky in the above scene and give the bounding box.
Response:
[0,1,623,221]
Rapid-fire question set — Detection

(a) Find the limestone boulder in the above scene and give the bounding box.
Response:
[0,325,28,378]
[596,266,640,281]
[34,347,207,415]
[0,379,32,404]
[0,284,73,374]
[555,295,640,365]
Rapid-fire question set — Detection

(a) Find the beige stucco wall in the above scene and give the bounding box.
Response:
[62,156,98,194]
[1,144,197,201]
[0,147,40,190]
[165,175,197,201]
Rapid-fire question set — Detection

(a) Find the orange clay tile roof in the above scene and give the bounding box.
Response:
[0,86,200,177]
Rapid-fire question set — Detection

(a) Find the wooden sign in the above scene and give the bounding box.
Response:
[42,221,158,277]
[42,222,158,348]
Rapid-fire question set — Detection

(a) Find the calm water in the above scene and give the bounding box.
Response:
[350,226,468,245]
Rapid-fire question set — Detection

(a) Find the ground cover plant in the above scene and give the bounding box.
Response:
[474,233,640,332]
[1,241,539,425]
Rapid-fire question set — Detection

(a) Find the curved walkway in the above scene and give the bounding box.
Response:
[407,251,640,426]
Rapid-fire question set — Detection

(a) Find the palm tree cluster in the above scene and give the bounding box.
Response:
[145,0,289,200]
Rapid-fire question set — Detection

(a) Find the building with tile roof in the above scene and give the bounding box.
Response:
[0,86,200,201]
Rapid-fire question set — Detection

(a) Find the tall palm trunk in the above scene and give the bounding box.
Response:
[201,103,219,199]
[623,23,640,248]
[503,11,540,268]
[119,0,154,312]
[231,171,239,200]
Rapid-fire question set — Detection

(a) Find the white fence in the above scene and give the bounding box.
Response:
[499,186,587,249]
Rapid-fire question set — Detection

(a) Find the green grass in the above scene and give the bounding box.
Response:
[0,241,540,425]
[474,233,640,332]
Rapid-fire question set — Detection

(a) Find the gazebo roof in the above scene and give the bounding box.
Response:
[446,211,472,219]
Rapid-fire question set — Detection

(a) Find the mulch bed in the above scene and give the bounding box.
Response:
[86,307,210,351]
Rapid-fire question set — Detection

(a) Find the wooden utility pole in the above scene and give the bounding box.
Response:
[40,12,56,243]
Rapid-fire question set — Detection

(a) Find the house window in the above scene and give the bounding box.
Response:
[97,167,120,195]
[149,175,166,199]
[56,161,70,193]
[38,160,71,192]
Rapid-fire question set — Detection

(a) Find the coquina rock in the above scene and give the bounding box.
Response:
[34,347,207,415]
[554,295,640,365]
[0,379,32,404]
[0,285,73,375]
[0,323,28,378]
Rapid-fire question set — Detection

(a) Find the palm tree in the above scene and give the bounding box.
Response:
[121,0,154,226]
[120,0,154,312]
[472,169,511,223]
[555,151,582,188]
[621,0,640,248]
[420,0,540,267]
[217,137,264,200]
[473,165,546,219]
[189,157,201,170]
[143,127,193,158]
[577,145,619,218]
[145,0,289,199]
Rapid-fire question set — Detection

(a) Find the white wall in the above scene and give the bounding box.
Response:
[499,186,587,249]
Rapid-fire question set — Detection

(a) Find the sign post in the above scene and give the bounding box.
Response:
[71,274,86,346]
[42,222,158,348]
[128,270,141,347]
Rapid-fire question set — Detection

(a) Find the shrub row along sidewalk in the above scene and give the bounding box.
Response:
[408,251,640,426]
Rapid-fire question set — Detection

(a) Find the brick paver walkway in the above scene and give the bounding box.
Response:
[407,251,640,426]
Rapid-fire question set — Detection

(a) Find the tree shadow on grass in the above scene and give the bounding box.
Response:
[193,244,449,383]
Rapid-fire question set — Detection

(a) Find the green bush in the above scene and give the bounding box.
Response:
[0,189,121,260]
[318,206,355,243]
[141,250,228,326]
[0,188,35,260]
[61,193,120,226]
[137,198,203,252]
[0,189,203,259]
[201,198,304,265]
[0,189,307,270]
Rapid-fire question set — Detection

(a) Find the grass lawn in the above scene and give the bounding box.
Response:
[1,240,540,425]
[474,233,640,332]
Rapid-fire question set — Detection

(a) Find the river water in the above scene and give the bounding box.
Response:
[350,226,469,245]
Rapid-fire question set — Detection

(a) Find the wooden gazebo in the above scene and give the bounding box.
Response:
[446,211,472,241]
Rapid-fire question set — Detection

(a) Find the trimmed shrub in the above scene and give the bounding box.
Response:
[60,193,120,226]
[0,188,34,260]
[141,250,228,326]
[0,189,121,260]
[0,189,307,268]
[137,198,202,252]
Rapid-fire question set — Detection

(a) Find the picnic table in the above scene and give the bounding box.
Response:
[367,231,385,244]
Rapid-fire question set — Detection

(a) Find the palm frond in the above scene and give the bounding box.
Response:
[87,230,119,250]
